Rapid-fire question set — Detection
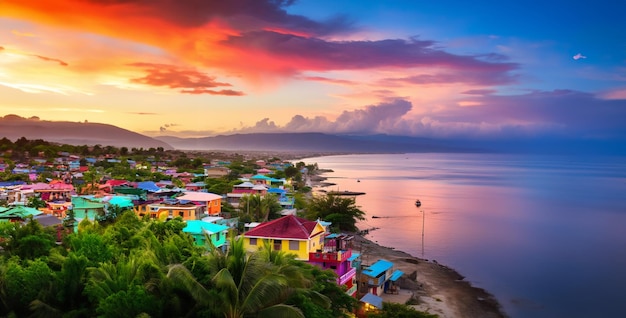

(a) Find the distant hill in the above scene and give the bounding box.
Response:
[0,115,173,149]
[154,133,482,153]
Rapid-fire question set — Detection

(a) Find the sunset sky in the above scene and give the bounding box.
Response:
[1,0,625,140]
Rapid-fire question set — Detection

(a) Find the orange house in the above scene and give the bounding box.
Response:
[176,191,222,216]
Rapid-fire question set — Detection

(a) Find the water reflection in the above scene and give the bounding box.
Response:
[302,153,626,318]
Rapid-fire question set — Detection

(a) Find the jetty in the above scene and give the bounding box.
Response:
[327,190,366,196]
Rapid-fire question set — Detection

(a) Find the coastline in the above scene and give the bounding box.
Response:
[353,233,506,318]
[308,170,507,318]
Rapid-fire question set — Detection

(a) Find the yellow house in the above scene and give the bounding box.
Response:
[242,215,326,260]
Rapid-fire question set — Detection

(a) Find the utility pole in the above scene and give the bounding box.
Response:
[421,210,425,257]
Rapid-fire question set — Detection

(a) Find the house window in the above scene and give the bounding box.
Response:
[249,238,257,246]
[179,211,185,217]
[289,241,299,251]
[274,240,282,251]
[215,232,221,241]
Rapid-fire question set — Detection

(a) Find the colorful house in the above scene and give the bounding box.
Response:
[134,201,203,221]
[242,215,326,260]
[308,233,359,297]
[0,205,43,222]
[182,220,229,250]
[71,196,106,220]
[360,259,404,296]
[176,191,222,216]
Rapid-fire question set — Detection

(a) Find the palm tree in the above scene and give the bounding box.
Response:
[168,236,305,318]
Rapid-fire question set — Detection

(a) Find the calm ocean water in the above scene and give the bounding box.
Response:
[301,153,626,318]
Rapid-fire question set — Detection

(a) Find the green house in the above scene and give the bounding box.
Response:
[182,220,229,249]
[71,196,105,220]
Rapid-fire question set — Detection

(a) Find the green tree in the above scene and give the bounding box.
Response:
[0,219,56,260]
[26,195,47,209]
[168,236,305,318]
[304,195,365,232]
[84,255,162,317]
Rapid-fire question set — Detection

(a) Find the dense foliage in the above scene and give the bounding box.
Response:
[0,212,358,317]
[304,195,366,232]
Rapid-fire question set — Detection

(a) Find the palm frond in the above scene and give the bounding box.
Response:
[257,304,305,318]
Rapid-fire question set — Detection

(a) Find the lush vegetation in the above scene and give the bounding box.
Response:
[304,195,366,232]
[0,211,358,317]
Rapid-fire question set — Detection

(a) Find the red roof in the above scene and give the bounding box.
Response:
[106,179,129,186]
[244,215,322,240]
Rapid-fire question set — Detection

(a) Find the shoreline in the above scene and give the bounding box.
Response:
[353,233,506,318]
[308,170,507,318]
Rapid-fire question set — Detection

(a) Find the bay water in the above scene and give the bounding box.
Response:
[301,153,626,318]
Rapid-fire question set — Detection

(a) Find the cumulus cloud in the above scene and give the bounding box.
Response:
[235,99,412,134]
[229,91,626,139]
[573,53,587,60]
[128,62,245,96]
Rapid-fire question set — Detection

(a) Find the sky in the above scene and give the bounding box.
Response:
[1,0,625,141]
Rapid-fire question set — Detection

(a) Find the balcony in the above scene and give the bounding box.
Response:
[309,248,352,263]
[337,267,357,285]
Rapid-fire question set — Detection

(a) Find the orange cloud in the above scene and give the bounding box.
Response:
[2,0,517,86]
[128,62,244,96]
[33,54,68,66]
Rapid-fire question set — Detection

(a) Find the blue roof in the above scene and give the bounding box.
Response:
[390,269,404,282]
[107,196,134,208]
[0,181,26,187]
[362,259,393,277]
[137,181,161,192]
[183,220,229,235]
[360,293,383,309]
[267,188,286,194]
[347,252,361,262]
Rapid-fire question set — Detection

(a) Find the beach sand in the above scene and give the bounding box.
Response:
[353,234,506,318]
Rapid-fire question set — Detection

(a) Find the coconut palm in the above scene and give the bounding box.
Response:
[167,236,304,318]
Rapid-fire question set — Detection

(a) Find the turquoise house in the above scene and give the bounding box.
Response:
[182,220,229,250]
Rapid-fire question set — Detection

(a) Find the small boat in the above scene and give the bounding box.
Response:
[415,199,421,207]
[357,179,361,182]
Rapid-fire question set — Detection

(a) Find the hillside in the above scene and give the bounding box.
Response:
[0,115,173,149]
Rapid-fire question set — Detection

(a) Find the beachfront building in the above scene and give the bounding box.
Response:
[182,220,229,250]
[308,233,359,297]
[242,215,326,260]
[360,259,404,296]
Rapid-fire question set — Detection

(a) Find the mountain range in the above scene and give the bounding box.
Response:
[1,115,623,155]
[0,115,172,150]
